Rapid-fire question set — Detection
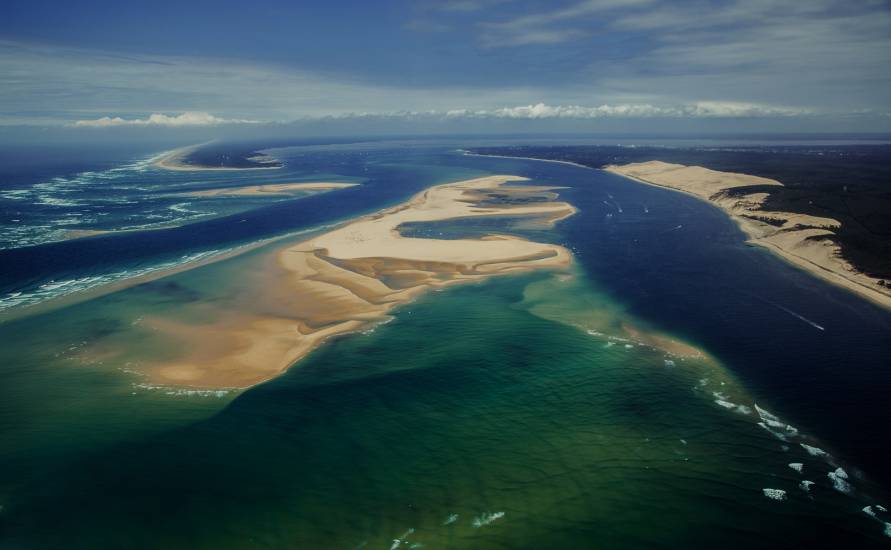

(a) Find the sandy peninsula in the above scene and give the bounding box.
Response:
[138,175,578,388]
[153,144,281,172]
[605,161,891,309]
[176,182,357,198]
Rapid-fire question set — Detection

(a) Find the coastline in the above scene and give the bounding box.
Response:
[153,143,282,172]
[460,150,593,170]
[604,161,891,311]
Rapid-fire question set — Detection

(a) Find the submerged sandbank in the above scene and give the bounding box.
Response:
[175,182,358,198]
[605,161,891,310]
[127,175,578,388]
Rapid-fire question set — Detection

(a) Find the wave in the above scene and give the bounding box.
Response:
[0,222,339,315]
[133,383,233,398]
[0,248,225,313]
[828,467,852,494]
[763,488,787,501]
[800,443,828,458]
[472,511,505,528]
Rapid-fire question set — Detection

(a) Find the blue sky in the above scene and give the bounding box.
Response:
[2,0,891,132]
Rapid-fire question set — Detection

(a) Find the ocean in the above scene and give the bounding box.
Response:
[1,139,890,548]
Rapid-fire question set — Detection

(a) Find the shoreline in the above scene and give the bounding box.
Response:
[153,143,282,172]
[604,161,891,311]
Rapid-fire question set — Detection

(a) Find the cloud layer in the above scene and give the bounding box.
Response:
[1,0,889,131]
[73,112,257,127]
[442,102,811,119]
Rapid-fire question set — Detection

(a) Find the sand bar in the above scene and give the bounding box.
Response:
[127,175,577,388]
[605,161,891,310]
[153,144,281,172]
[175,182,358,198]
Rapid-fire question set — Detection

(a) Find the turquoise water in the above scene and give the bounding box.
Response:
[1,143,891,547]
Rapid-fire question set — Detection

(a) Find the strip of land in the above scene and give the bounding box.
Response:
[153,144,281,171]
[176,182,358,197]
[605,161,891,309]
[136,175,578,388]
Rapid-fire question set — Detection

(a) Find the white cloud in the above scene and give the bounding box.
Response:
[441,101,811,119]
[73,111,257,127]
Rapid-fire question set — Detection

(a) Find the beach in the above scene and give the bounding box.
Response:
[605,161,891,310]
[129,175,577,388]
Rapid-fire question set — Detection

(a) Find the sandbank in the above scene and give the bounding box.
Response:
[175,182,357,198]
[153,144,281,172]
[135,175,578,388]
[605,161,891,310]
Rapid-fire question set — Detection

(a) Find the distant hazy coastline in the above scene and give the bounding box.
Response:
[153,143,282,171]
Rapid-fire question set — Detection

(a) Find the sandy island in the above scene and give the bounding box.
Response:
[135,175,579,388]
[175,182,358,198]
[605,161,891,310]
[153,144,281,172]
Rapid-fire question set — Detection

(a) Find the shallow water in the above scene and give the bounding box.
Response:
[1,142,891,547]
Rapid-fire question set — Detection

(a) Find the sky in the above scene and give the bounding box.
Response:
[2,0,891,135]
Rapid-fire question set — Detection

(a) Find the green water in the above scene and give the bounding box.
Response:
[2,258,885,547]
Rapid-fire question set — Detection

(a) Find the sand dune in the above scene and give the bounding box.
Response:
[140,175,577,388]
[605,161,891,309]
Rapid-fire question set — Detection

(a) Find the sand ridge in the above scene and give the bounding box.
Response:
[175,182,358,197]
[605,161,891,309]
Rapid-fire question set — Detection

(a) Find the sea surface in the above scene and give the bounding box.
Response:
[1,138,890,548]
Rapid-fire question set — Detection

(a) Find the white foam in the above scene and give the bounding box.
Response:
[788,463,803,473]
[443,514,458,525]
[758,422,788,441]
[389,528,415,550]
[664,359,675,367]
[800,480,815,492]
[878,505,888,513]
[884,522,891,538]
[0,248,230,312]
[133,383,232,398]
[864,506,877,518]
[472,511,505,528]
[828,467,852,494]
[755,404,799,436]
[762,488,787,501]
[712,392,752,415]
[800,443,828,458]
